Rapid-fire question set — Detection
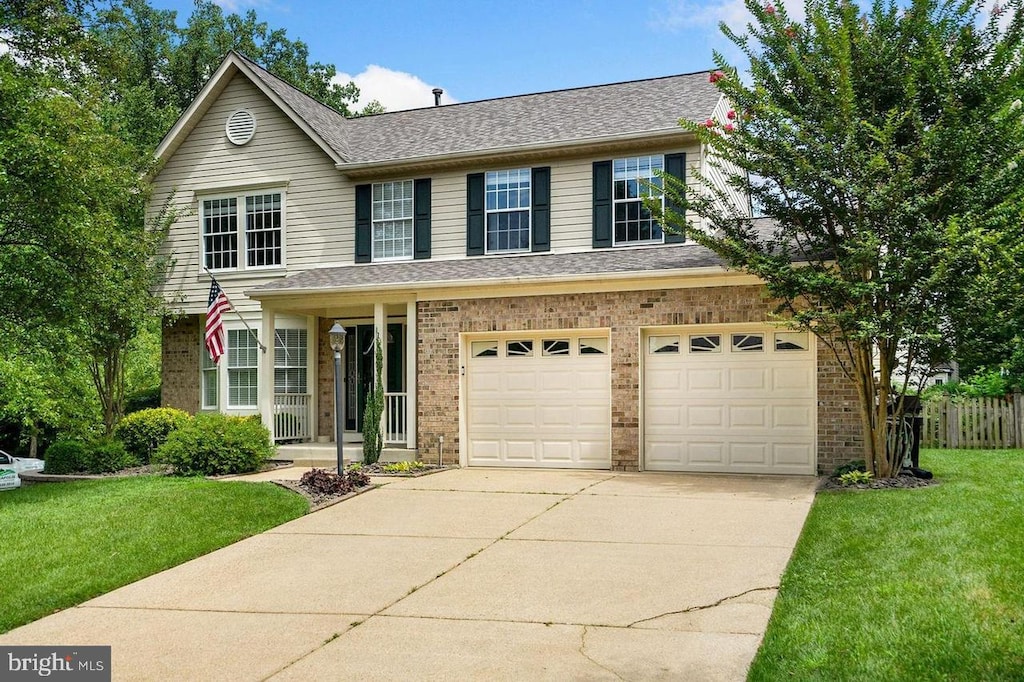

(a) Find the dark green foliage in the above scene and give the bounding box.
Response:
[124,385,161,414]
[298,468,370,496]
[82,438,137,473]
[114,407,192,464]
[832,460,867,477]
[43,440,89,475]
[155,413,274,476]
[362,332,385,465]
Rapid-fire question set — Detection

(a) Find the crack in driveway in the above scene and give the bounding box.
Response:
[626,585,779,628]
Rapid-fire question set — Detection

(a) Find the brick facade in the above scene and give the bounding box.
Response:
[161,314,200,413]
[416,285,862,474]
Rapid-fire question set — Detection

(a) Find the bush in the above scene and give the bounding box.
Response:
[838,469,874,486]
[298,468,370,495]
[83,439,138,474]
[43,439,138,474]
[155,413,274,476]
[832,460,866,477]
[44,440,89,475]
[115,408,192,464]
[124,386,162,414]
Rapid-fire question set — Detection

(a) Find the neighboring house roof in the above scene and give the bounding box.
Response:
[250,244,736,297]
[158,52,720,170]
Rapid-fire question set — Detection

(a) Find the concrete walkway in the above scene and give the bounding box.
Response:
[1,469,817,681]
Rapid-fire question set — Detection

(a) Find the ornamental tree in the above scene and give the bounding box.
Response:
[656,0,1024,477]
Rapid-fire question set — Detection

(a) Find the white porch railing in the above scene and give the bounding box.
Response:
[274,393,312,442]
[385,392,407,445]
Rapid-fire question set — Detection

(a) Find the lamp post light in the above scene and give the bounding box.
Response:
[329,321,348,472]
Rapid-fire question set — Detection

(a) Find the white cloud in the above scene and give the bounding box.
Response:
[333,65,457,113]
[653,0,805,32]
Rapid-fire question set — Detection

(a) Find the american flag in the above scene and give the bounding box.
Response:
[205,280,231,364]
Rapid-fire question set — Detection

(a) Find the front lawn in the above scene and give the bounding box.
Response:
[749,449,1024,681]
[1,477,306,633]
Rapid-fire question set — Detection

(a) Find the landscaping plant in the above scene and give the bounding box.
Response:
[155,412,274,476]
[114,407,192,464]
[361,330,385,465]
[298,467,370,496]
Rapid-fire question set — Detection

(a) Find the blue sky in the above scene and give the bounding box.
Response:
[149,0,761,110]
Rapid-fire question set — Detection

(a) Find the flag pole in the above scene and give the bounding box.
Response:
[204,266,268,353]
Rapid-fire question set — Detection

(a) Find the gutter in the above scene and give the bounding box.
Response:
[246,265,744,300]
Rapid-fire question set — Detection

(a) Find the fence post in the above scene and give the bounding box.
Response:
[1015,391,1024,449]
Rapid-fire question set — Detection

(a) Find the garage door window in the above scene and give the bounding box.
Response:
[731,333,764,352]
[649,336,680,354]
[689,334,721,353]
[775,331,809,351]
[472,341,499,357]
[507,340,534,356]
[579,338,608,355]
[542,339,570,356]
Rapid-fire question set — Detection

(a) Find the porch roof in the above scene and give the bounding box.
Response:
[249,242,738,298]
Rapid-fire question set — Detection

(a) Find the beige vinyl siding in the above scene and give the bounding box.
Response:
[703,95,750,219]
[429,147,702,259]
[152,74,354,315]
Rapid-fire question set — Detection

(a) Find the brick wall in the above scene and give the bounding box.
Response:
[316,317,334,439]
[161,314,200,413]
[417,285,862,474]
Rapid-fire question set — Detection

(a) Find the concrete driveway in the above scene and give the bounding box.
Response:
[1,469,816,681]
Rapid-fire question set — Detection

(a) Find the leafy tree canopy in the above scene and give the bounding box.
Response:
[657,0,1024,476]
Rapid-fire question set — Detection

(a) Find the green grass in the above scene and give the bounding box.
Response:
[749,449,1024,681]
[0,477,307,633]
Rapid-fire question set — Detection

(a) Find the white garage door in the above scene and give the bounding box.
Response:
[466,333,611,469]
[644,327,816,474]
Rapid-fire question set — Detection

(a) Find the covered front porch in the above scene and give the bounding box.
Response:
[253,296,418,462]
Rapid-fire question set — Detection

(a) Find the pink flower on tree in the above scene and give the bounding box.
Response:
[709,70,725,83]
[993,3,1004,17]
[727,109,736,120]
[764,3,776,15]
[785,25,797,38]
[704,118,716,128]
[723,123,736,133]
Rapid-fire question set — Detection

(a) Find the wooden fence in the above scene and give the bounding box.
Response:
[921,394,1024,449]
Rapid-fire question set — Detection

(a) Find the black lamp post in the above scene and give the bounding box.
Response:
[329,321,348,472]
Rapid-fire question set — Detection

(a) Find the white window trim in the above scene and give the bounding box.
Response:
[484,168,532,255]
[371,180,415,263]
[198,188,287,273]
[612,155,665,247]
[274,328,308,395]
[227,328,260,409]
[200,340,219,410]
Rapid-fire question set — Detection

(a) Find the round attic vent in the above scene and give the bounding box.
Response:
[225,109,256,145]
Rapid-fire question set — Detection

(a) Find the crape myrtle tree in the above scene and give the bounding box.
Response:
[654,0,1024,477]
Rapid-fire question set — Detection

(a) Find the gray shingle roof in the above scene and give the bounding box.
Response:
[252,245,731,296]
[235,53,719,166]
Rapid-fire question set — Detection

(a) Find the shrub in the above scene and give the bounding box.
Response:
[381,460,428,473]
[83,439,138,474]
[155,413,274,476]
[124,385,161,414]
[832,460,866,478]
[115,408,192,464]
[298,468,370,496]
[44,440,89,475]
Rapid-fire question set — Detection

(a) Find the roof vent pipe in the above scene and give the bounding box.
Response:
[432,88,443,106]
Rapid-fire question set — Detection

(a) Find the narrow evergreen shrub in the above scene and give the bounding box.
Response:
[115,407,192,464]
[155,413,274,476]
[43,440,89,475]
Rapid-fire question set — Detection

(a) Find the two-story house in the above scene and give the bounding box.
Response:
[154,52,859,475]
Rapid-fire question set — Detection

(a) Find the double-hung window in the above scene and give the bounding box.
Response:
[274,329,308,395]
[372,181,414,261]
[202,191,284,271]
[227,329,259,408]
[612,155,664,245]
[485,169,531,253]
[201,345,218,409]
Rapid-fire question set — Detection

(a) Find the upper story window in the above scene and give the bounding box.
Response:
[486,169,531,253]
[202,191,284,271]
[613,155,664,245]
[372,180,414,261]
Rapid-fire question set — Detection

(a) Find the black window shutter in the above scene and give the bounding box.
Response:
[592,160,612,248]
[663,153,686,244]
[531,166,551,252]
[414,178,431,260]
[355,184,372,263]
[466,173,485,256]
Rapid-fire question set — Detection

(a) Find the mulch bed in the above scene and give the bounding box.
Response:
[819,473,939,492]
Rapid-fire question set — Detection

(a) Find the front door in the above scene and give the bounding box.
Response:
[345,323,405,433]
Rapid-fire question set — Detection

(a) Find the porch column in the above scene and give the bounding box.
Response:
[259,307,276,437]
[374,302,386,440]
[406,300,417,450]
